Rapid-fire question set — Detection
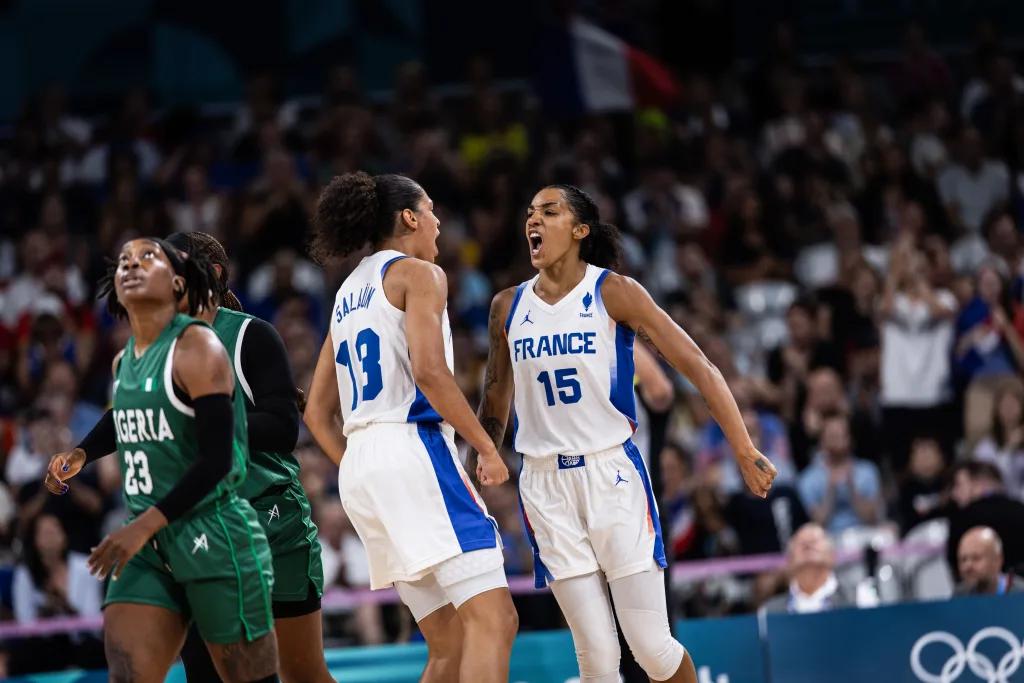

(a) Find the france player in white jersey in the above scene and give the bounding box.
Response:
[303,172,517,683]
[477,184,778,683]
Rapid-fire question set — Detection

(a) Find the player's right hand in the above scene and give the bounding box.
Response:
[44,448,87,495]
[477,450,509,487]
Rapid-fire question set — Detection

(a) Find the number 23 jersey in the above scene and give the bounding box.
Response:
[112,314,249,517]
[330,250,453,435]
[505,265,637,458]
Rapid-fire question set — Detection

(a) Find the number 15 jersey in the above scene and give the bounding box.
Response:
[331,250,453,435]
[505,265,637,458]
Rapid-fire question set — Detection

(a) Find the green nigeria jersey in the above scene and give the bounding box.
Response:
[211,307,301,500]
[112,313,249,517]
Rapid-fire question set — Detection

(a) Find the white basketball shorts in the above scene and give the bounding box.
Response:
[518,439,667,587]
[339,422,501,590]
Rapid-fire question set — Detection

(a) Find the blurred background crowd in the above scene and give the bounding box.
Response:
[1,0,1024,676]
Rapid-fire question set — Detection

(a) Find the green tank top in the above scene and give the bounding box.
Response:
[211,307,301,500]
[112,313,248,517]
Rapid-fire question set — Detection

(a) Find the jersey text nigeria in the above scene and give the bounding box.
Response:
[113,408,175,443]
[513,332,597,362]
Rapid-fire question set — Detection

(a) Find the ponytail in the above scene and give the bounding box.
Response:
[545,184,622,270]
[166,231,243,311]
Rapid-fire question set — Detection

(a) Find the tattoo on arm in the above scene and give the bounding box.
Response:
[634,325,664,359]
[481,416,506,449]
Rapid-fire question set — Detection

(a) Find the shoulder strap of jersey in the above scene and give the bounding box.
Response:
[504,281,531,334]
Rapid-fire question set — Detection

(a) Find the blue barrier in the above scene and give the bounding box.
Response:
[10,594,1024,683]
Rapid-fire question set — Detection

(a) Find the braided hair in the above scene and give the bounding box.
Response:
[545,184,622,270]
[98,238,218,319]
[310,172,425,263]
[166,231,243,311]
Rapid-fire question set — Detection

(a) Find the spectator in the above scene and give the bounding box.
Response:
[938,126,1010,236]
[767,299,843,428]
[954,526,1024,595]
[760,523,854,614]
[725,410,808,554]
[947,461,1024,579]
[955,262,1024,445]
[9,514,103,673]
[12,513,101,623]
[797,412,884,536]
[661,442,696,561]
[166,164,225,239]
[974,384,1024,496]
[879,242,958,468]
[37,360,104,443]
[897,438,948,535]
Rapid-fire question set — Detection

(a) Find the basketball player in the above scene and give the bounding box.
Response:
[56,230,332,682]
[45,238,278,682]
[477,185,778,683]
[303,172,518,683]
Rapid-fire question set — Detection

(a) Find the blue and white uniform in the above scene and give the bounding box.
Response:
[331,250,501,609]
[505,264,667,587]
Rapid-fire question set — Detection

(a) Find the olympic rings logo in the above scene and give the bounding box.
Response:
[910,628,1024,683]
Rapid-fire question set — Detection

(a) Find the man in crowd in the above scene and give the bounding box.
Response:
[761,523,854,614]
[955,526,1024,595]
[948,462,1024,579]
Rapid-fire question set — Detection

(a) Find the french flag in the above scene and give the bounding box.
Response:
[537,16,682,116]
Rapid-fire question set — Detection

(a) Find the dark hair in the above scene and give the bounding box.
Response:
[22,514,68,590]
[98,238,218,319]
[953,460,1004,486]
[311,172,425,263]
[545,184,621,270]
[165,232,243,311]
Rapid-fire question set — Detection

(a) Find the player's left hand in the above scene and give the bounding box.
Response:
[738,449,777,499]
[477,450,509,487]
[88,509,167,580]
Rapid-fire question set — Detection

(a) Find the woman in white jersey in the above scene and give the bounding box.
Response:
[303,172,518,683]
[477,184,778,683]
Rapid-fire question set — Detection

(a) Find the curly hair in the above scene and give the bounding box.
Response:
[545,184,622,270]
[98,238,218,319]
[166,231,243,311]
[310,172,425,263]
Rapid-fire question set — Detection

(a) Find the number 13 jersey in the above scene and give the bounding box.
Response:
[505,265,637,459]
[331,250,453,435]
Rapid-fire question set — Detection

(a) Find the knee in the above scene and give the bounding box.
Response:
[426,621,464,662]
[493,604,519,645]
[619,620,685,681]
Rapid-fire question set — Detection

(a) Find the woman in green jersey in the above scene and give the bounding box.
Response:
[165,231,332,683]
[45,238,280,683]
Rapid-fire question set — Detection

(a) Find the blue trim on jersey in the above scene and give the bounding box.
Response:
[623,440,667,569]
[512,413,519,451]
[516,465,554,589]
[610,323,638,430]
[504,283,529,333]
[416,423,498,553]
[380,254,408,277]
[408,385,443,423]
[593,268,611,314]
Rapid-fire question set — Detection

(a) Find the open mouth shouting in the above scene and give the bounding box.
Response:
[528,230,543,258]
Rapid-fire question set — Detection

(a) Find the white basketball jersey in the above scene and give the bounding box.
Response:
[505,265,636,458]
[330,250,453,435]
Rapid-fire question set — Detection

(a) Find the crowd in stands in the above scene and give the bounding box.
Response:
[1,12,1024,675]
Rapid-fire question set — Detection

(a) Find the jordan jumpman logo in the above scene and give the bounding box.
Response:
[615,470,629,486]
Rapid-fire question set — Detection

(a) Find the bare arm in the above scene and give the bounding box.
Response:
[601,274,776,497]
[477,288,517,449]
[303,335,346,466]
[634,341,674,412]
[396,260,508,486]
